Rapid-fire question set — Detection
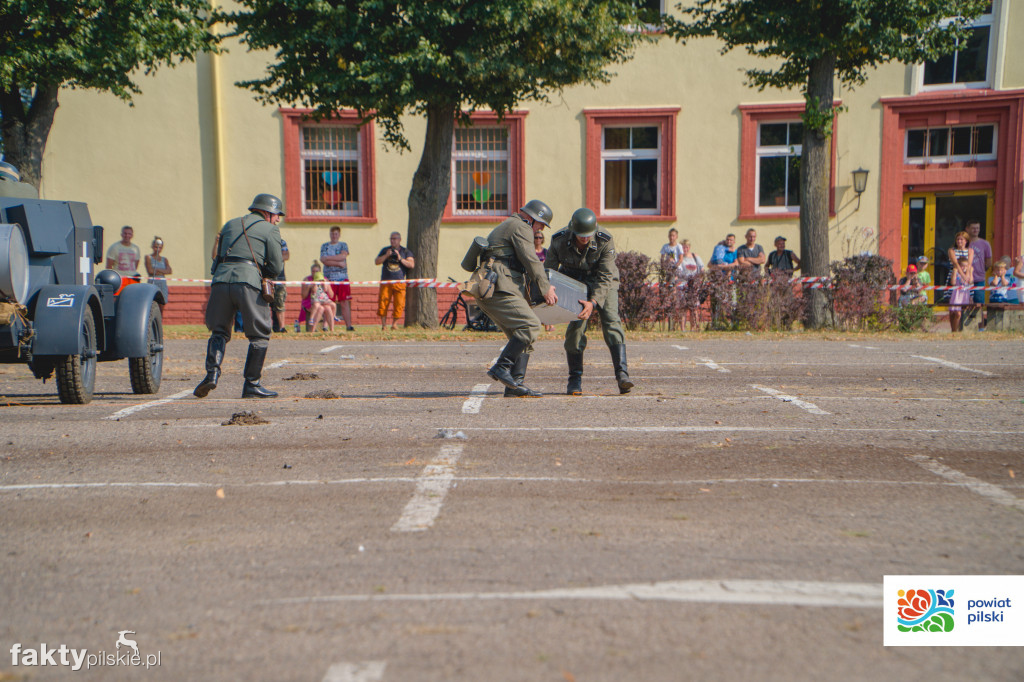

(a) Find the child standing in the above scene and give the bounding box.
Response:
[988,259,1018,304]
[948,255,971,332]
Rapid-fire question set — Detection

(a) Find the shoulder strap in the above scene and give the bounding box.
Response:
[239,215,265,268]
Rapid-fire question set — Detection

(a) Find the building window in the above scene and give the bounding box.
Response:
[756,121,803,211]
[738,103,837,220]
[634,0,663,25]
[584,108,678,222]
[444,111,526,223]
[922,2,995,88]
[281,109,376,223]
[905,124,997,162]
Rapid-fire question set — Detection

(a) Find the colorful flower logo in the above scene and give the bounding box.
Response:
[897,588,955,632]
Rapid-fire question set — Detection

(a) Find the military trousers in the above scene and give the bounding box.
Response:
[564,284,625,354]
[473,289,541,351]
[205,282,272,349]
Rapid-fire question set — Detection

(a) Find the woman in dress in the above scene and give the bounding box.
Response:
[947,231,973,332]
[677,239,704,331]
[144,236,172,309]
[301,262,337,332]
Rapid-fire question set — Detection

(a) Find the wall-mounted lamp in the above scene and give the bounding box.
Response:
[852,167,869,209]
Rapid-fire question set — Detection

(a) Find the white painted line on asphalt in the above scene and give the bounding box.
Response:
[907,454,1024,513]
[267,579,882,609]
[910,355,996,376]
[267,360,288,369]
[322,661,387,682]
[461,383,491,414]
[672,345,689,351]
[454,426,1024,435]
[391,443,463,532]
[105,390,193,421]
[320,345,346,353]
[697,357,729,373]
[847,344,879,349]
[751,384,830,415]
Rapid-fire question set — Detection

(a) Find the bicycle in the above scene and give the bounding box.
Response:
[440,279,497,332]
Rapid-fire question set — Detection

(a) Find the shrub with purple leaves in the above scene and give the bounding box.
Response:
[615,251,656,331]
[829,254,896,330]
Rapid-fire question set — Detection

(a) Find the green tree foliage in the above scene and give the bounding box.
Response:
[223,0,648,327]
[0,0,219,188]
[664,0,987,327]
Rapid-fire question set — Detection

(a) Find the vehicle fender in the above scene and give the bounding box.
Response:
[30,285,103,356]
[113,282,163,357]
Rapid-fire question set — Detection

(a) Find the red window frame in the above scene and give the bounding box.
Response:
[738,102,838,221]
[583,107,678,222]
[443,111,527,223]
[281,108,377,223]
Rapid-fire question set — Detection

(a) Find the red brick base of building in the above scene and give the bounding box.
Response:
[160,285,459,327]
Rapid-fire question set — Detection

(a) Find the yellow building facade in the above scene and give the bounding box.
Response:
[38,2,1024,300]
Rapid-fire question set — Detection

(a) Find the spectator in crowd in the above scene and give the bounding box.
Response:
[765,235,800,276]
[320,225,355,331]
[677,239,704,282]
[660,228,684,273]
[948,254,972,333]
[736,228,766,273]
[708,233,737,274]
[535,231,555,331]
[947,230,973,331]
[897,264,926,306]
[374,232,415,329]
[106,225,141,278]
[988,258,1018,304]
[1014,255,1024,281]
[144,236,172,308]
[916,255,932,287]
[271,240,290,332]
[966,220,992,330]
[302,261,337,332]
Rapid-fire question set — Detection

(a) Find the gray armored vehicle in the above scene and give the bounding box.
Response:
[0,164,164,403]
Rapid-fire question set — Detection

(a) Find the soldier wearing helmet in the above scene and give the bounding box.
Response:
[546,207,633,395]
[472,199,558,397]
[195,193,285,399]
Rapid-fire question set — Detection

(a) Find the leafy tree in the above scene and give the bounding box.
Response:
[664,0,988,327]
[223,0,648,327]
[0,1,219,189]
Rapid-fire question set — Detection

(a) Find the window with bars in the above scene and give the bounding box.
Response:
[451,127,510,216]
[602,126,660,214]
[905,123,997,162]
[300,125,361,216]
[922,2,995,87]
[756,121,803,211]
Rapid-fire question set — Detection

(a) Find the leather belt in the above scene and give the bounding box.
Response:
[222,255,258,266]
[491,256,525,273]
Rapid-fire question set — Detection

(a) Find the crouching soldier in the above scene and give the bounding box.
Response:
[546,208,633,395]
[473,200,558,397]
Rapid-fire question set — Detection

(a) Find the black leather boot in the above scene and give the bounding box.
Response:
[488,339,537,397]
[610,344,634,394]
[193,335,226,398]
[503,353,542,397]
[241,345,277,398]
[566,352,584,396]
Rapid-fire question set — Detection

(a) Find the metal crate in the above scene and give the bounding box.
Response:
[529,269,586,324]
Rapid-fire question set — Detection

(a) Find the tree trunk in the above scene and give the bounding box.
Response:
[799,55,836,329]
[405,101,456,328]
[0,84,60,190]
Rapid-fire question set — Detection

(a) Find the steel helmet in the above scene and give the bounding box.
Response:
[520,199,553,227]
[0,161,20,183]
[568,207,599,238]
[248,193,285,216]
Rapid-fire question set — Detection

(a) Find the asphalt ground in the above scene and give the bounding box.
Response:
[1,336,1022,681]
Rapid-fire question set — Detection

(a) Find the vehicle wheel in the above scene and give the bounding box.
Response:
[129,301,163,394]
[56,310,97,404]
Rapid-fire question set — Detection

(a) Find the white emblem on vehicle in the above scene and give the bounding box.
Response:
[46,294,75,307]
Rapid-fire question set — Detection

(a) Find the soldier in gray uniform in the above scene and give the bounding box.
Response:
[546,207,633,395]
[194,194,285,399]
[474,200,558,397]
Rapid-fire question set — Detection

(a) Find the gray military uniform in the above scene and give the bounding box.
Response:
[205,212,284,347]
[473,214,551,350]
[545,228,625,354]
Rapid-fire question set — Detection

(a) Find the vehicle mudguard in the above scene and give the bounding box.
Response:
[113,282,164,357]
[30,285,104,356]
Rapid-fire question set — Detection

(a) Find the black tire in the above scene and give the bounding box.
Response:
[56,310,97,404]
[129,301,163,394]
